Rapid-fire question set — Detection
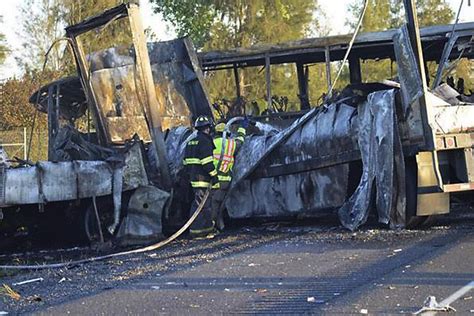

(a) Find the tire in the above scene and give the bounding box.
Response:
[405,157,435,228]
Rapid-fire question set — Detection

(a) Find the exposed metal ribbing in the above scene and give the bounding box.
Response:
[0,163,5,204]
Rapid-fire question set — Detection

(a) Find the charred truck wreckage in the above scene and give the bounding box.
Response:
[0,2,474,249]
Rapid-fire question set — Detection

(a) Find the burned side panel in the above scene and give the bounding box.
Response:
[225,103,357,218]
[0,144,148,207]
[148,38,214,124]
[90,64,151,143]
[87,38,213,142]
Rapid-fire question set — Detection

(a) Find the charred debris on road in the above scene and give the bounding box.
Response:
[0,2,474,250]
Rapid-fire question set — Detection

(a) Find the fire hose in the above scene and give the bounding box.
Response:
[0,189,210,270]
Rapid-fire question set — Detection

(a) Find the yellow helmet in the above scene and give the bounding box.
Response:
[215,123,226,133]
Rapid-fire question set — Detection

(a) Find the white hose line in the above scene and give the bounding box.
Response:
[327,0,368,98]
[0,189,210,270]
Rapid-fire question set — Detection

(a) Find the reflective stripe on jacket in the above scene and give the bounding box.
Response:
[183,131,218,189]
[213,137,237,175]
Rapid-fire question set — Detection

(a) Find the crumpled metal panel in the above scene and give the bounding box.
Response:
[394,26,423,115]
[74,161,113,198]
[338,90,406,230]
[87,38,213,140]
[1,145,148,207]
[163,89,407,229]
[116,186,170,246]
[393,25,425,145]
[163,126,194,181]
[226,166,348,218]
[225,104,356,218]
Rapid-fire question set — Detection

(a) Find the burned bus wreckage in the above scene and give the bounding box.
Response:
[1,2,474,248]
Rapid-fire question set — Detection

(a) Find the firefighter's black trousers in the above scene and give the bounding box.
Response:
[189,188,215,237]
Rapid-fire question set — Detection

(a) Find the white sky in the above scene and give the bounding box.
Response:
[1,0,473,80]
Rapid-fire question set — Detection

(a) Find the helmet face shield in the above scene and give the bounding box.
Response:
[194,115,213,129]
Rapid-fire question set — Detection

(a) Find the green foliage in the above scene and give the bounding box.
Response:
[0,70,59,161]
[152,0,319,112]
[0,16,7,65]
[347,0,456,84]
[18,0,130,74]
[151,0,216,48]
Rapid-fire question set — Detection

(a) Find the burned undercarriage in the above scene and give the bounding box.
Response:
[1,2,474,251]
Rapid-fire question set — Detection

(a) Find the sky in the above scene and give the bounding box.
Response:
[1,0,473,80]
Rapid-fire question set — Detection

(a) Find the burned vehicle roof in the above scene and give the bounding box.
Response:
[29,76,87,121]
[199,22,474,69]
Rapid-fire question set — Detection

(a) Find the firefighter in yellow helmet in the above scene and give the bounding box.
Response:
[211,119,247,230]
[183,115,219,238]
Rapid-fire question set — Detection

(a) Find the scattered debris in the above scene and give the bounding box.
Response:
[27,295,42,302]
[0,285,20,301]
[12,278,44,286]
[413,296,456,314]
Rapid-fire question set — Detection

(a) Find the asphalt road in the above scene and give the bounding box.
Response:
[1,208,473,315]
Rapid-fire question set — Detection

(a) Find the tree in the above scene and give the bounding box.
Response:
[347,0,455,84]
[18,0,64,72]
[152,0,321,113]
[0,70,61,161]
[0,16,8,65]
[18,0,130,74]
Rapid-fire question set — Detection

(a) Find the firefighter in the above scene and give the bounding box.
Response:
[183,115,219,238]
[211,119,248,230]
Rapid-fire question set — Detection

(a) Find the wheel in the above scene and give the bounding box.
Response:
[405,157,435,228]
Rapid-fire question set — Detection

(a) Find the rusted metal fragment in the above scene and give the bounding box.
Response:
[90,65,151,143]
[87,38,213,137]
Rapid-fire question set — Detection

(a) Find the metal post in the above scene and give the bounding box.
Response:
[265,54,272,111]
[403,0,428,90]
[349,57,362,84]
[325,46,332,92]
[128,3,172,189]
[47,84,59,161]
[23,127,27,160]
[233,64,241,99]
[296,63,310,110]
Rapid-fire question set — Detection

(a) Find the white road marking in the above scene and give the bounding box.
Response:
[423,280,474,316]
[439,280,474,306]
